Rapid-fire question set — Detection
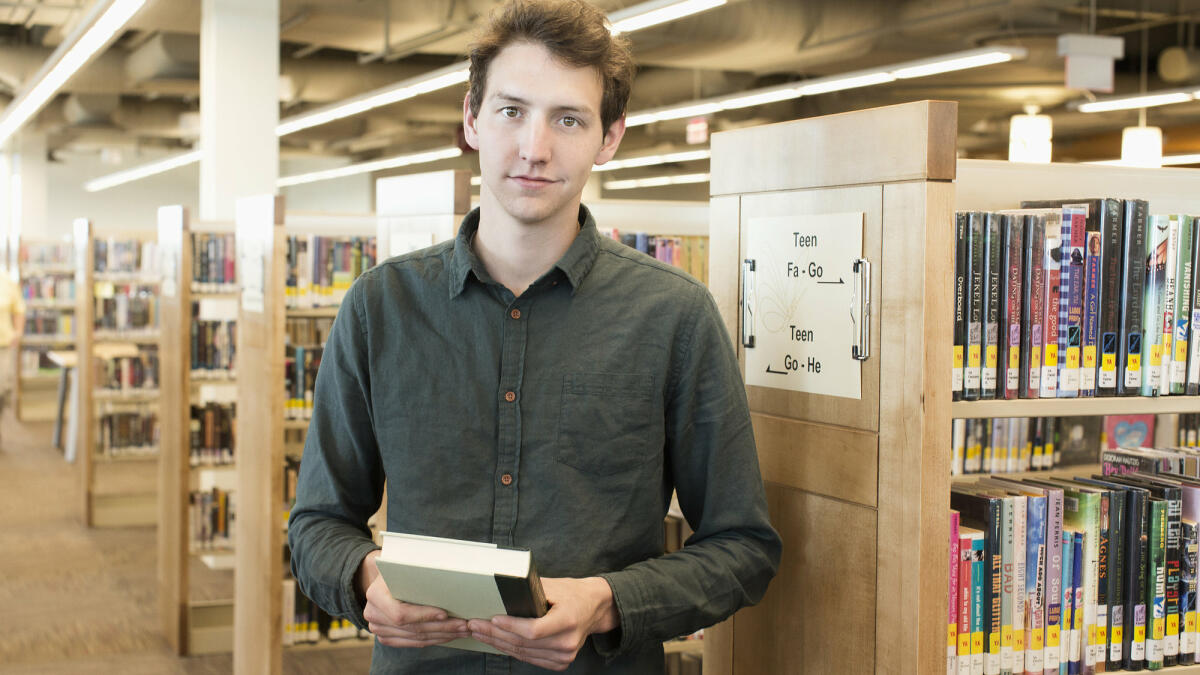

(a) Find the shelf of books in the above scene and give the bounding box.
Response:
[156,205,240,656]
[706,100,1200,675]
[233,194,383,675]
[72,220,162,528]
[15,238,76,421]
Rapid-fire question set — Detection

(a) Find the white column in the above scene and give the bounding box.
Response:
[8,132,49,274]
[200,0,279,221]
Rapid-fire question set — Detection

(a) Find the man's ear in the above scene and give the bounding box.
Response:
[462,93,481,151]
[593,115,627,166]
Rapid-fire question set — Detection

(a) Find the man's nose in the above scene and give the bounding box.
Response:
[519,120,551,164]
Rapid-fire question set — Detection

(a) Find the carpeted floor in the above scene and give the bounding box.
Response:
[0,409,372,674]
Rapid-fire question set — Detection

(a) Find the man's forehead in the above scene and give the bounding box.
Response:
[483,42,603,114]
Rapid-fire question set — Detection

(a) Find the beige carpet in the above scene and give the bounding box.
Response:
[0,408,372,674]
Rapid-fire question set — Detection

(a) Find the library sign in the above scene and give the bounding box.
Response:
[743,213,866,400]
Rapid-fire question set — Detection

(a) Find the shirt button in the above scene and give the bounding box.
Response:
[500,473,513,486]
[510,308,521,320]
[504,391,516,402]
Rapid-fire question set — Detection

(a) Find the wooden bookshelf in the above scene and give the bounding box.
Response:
[157,206,240,656]
[705,102,1200,674]
[74,223,161,528]
[15,237,77,422]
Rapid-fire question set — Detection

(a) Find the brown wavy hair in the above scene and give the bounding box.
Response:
[468,0,635,133]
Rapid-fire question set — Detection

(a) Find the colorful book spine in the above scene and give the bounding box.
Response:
[1171,215,1194,394]
[966,212,986,400]
[1188,213,1200,394]
[1058,208,1085,398]
[1143,216,1171,396]
[1150,498,1168,669]
[1023,214,1047,399]
[1041,213,1063,398]
[963,528,984,675]
[1119,200,1148,396]
[1081,216,1102,397]
[975,531,989,675]
[1062,529,1077,674]
[1027,494,1048,675]
[1013,494,1028,675]
[1182,519,1198,665]
[1072,532,1085,674]
[1161,216,1181,397]
[1003,216,1026,400]
[1003,495,1016,675]
[1045,488,1065,675]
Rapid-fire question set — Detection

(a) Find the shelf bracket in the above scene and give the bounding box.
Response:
[851,257,871,361]
[741,258,755,349]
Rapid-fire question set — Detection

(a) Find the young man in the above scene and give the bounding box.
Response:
[287,0,781,672]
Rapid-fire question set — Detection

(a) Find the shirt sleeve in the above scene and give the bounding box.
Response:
[287,280,385,631]
[595,282,782,659]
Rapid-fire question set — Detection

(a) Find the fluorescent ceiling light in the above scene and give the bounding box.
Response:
[624,46,1026,128]
[277,63,470,136]
[891,47,1021,79]
[0,0,146,146]
[1162,153,1200,166]
[277,147,463,187]
[795,71,894,96]
[604,172,710,190]
[276,0,728,137]
[608,0,726,35]
[594,148,711,172]
[85,150,202,192]
[1075,88,1196,113]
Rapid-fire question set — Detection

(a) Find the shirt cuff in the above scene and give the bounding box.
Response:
[592,571,641,660]
[340,540,382,631]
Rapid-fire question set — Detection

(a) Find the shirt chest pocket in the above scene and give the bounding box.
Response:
[556,372,660,476]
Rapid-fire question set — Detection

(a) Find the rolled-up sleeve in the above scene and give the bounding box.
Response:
[595,284,782,658]
[287,280,385,630]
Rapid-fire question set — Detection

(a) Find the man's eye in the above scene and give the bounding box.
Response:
[562,116,579,127]
[501,107,520,118]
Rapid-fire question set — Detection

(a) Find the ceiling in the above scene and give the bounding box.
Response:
[2,0,1200,199]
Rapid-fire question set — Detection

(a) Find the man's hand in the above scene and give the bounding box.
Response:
[359,550,471,648]
[468,576,619,671]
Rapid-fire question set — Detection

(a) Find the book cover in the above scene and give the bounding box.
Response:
[1119,200,1148,396]
[1149,498,1168,670]
[1026,493,1048,675]
[1081,216,1102,398]
[1002,215,1026,400]
[1182,519,1198,665]
[1097,199,1123,396]
[963,527,985,675]
[1172,215,1194,394]
[374,531,549,655]
[984,213,1006,400]
[1013,493,1028,674]
[1143,216,1170,396]
[1160,215,1181,397]
[1023,214,1048,398]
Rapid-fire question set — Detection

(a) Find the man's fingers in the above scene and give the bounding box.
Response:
[368,622,470,641]
[470,630,574,669]
[376,635,456,649]
[489,607,570,641]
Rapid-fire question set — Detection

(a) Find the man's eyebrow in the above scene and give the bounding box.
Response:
[492,92,596,117]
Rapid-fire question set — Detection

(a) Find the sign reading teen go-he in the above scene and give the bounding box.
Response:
[743,213,865,400]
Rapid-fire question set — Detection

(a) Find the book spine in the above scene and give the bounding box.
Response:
[1150,499,1168,669]
[975,534,989,675]
[1106,491,1126,671]
[983,213,1005,400]
[1003,216,1025,400]
[1188,214,1200,394]
[1073,532,1085,674]
[1095,494,1110,673]
[953,419,967,476]
[953,511,962,675]
[1013,496,1027,675]
[1046,490,1064,675]
[1081,209,1102,397]
[1098,199,1123,396]
[1023,215,1046,398]
[1182,520,1198,665]
[1041,215,1062,398]
[1172,215,1194,394]
[1059,209,1085,398]
[1119,200,1148,395]
[1062,529,1077,674]
[1002,497,1016,675]
[1027,495,1047,675]
[989,498,1004,675]
[1166,491,1183,666]
[1161,216,1181,397]
[1144,217,1170,396]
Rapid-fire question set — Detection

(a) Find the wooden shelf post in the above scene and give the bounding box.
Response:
[233,193,287,675]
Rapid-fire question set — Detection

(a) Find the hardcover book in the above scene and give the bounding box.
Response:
[1118,200,1148,396]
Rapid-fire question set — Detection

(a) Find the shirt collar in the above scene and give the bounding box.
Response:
[448,205,601,299]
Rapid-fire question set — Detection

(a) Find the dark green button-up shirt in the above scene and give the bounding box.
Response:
[288,206,781,674]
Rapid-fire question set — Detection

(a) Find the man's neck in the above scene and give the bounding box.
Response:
[473,195,581,298]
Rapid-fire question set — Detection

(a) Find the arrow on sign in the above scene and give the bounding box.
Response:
[817,278,844,285]
[765,365,787,375]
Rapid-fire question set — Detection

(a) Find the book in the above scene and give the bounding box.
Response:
[953,510,962,675]
[955,213,969,401]
[373,531,549,654]
[1143,216,1171,396]
[1022,213,1048,399]
[983,213,1006,400]
[962,526,986,675]
[1118,200,1149,396]
[1041,212,1064,398]
[1001,215,1027,400]
[1188,215,1200,394]
[1059,207,1086,399]
[1171,215,1195,394]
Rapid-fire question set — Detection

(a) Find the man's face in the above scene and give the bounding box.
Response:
[464,41,625,228]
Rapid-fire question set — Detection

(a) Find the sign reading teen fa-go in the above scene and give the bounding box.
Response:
[744,213,864,400]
